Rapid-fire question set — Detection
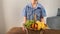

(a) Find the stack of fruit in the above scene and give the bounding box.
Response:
[24,20,48,30]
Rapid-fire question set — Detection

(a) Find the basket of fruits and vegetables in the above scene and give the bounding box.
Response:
[24,20,48,31]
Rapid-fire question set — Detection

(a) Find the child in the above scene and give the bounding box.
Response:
[23,0,46,30]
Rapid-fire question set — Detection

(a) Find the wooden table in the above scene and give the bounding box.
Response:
[27,29,60,34]
[7,27,60,34]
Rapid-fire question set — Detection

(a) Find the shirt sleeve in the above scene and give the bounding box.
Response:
[22,6,27,17]
[41,6,46,17]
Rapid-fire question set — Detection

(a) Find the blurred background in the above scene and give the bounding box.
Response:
[0,0,60,34]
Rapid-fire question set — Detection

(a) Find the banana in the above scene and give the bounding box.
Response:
[36,21,41,30]
[36,21,48,30]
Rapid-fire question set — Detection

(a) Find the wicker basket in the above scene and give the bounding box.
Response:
[26,28,43,34]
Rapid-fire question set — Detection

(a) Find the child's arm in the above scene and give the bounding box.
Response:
[24,17,27,23]
[41,17,45,23]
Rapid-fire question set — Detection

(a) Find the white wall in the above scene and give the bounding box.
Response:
[3,0,59,32]
[58,0,60,8]
[40,0,58,17]
[3,0,27,32]
[0,0,6,34]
